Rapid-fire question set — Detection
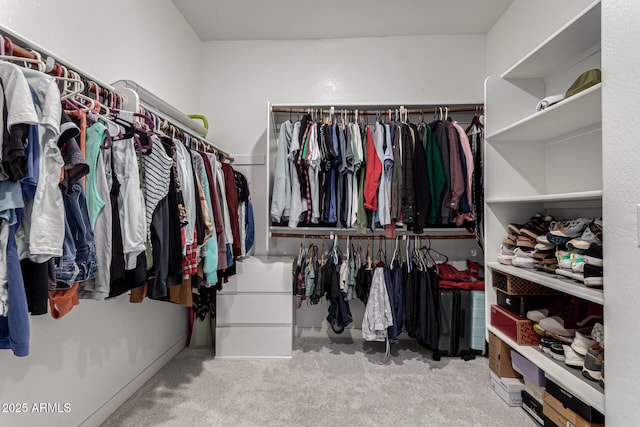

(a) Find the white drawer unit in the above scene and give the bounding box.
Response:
[216,256,293,358]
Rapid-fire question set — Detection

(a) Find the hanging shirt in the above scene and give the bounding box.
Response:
[454,121,474,214]
[288,121,306,227]
[362,266,393,342]
[307,123,321,223]
[141,135,172,241]
[270,120,292,223]
[175,140,196,248]
[18,67,64,262]
[363,125,382,211]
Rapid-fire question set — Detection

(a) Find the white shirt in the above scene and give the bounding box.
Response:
[174,140,196,247]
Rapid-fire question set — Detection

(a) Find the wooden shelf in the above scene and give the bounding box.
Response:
[488,262,604,305]
[501,1,601,80]
[488,325,604,413]
[486,83,601,142]
[485,190,602,204]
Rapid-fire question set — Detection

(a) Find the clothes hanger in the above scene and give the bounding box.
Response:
[0,39,46,72]
[391,236,399,267]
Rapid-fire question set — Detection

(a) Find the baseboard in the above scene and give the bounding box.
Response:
[79,334,188,427]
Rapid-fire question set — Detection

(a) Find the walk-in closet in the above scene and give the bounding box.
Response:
[0,1,638,426]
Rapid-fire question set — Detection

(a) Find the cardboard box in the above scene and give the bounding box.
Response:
[490,371,524,407]
[522,390,544,426]
[545,377,605,423]
[497,290,556,318]
[511,350,546,387]
[543,391,605,427]
[489,331,522,378]
[491,304,540,346]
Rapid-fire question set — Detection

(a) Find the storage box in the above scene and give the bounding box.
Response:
[522,390,544,426]
[545,377,605,423]
[524,378,545,404]
[490,371,524,407]
[543,391,605,427]
[492,270,558,295]
[491,305,540,346]
[489,331,522,378]
[511,350,546,387]
[497,290,557,318]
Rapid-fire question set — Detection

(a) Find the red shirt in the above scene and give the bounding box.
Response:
[363,125,382,210]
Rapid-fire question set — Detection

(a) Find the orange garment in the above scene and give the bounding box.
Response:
[129,284,147,303]
[49,283,80,319]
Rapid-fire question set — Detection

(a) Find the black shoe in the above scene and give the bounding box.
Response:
[584,264,603,287]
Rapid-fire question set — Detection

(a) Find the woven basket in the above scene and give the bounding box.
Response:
[492,270,558,296]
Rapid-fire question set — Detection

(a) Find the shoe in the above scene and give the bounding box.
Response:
[571,331,597,356]
[503,234,518,246]
[516,235,536,249]
[550,343,566,362]
[535,262,559,274]
[521,223,548,240]
[537,234,551,244]
[571,252,586,273]
[567,219,602,250]
[498,245,516,265]
[583,264,603,287]
[513,247,534,258]
[533,251,555,261]
[533,322,573,344]
[512,256,535,269]
[563,344,585,368]
[555,268,584,282]
[547,218,591,245]
[582,345,604,382]
[556,250,573,269]
[538,300,603,337]
[591,322,604,345]
[539,337,562,353]
[508,213,545,235]
[535,242,555,251]
[528,308,550,323]
[599,359,605,389]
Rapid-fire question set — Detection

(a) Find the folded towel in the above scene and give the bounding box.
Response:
[536,94,565,112]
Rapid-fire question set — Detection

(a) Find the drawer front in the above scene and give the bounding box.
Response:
[215,325,292,357]
[219,258,292,294]
[217,294,292,325]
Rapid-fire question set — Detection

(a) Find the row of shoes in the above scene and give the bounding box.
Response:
[538,325,604,388]
[498,214,604,288]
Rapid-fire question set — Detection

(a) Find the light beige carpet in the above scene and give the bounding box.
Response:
[102,338,535,427]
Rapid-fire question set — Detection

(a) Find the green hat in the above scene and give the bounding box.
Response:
[565,68,601,98]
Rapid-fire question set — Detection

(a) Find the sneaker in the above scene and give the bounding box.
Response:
[513,247,534,258]
[535,242,555,251]
[512,256,536,269]
[528,308,550,323]
[567,219,602,250]
[550,343,566,362]
[583,264,603,287]
[539,337,563,354]
[498,245,516,265]
[582,345,604,382]
[503,234,518,246]
[547,218,591,245]
[563,344,585,368]
[516,235,537,249]
[599,359,605,389]
[508,213,545,235]
[591,322,604,345]
[571,252,586,273]
[538,301,603,337]
[556,250,573,269]
[555,268,584,282]
[571,331,597,356]
[521,223,548,240]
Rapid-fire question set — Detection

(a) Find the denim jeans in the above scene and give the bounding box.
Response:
[327,294,353,334]
[55,183,97,288]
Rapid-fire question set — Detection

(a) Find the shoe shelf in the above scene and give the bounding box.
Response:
[485,190,602,205]
[488,324,605,414]
[485,83,601,143]
[487,262,604,305]
[501,1,601,81]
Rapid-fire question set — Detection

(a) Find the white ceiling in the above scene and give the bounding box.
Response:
[172,0,515,41]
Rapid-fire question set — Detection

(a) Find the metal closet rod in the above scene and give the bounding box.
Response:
[271,232,475,240]
[0,29,235,162]
[271,106,483,115]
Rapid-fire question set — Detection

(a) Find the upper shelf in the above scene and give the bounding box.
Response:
[488,262,604,305]
[501,1,601,80]
[486,83,601,142]
[485,190,602,204]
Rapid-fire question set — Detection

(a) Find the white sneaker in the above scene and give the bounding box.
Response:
[513,248,535,258]
[570,331,597,356]
[512,257,535,269]
[571,253,586,273]
[498,245,515,265]
[535,242,555,251]
[563,345,585,367]
[556,250,573,269]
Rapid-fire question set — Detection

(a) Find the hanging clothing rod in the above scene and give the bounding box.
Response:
[271,232,475,240]
[271,106,483,115]
[0,27,235,163]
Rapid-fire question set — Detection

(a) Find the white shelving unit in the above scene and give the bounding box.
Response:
[484,0,604,415]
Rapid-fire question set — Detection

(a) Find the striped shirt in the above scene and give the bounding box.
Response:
[141,135,172,241]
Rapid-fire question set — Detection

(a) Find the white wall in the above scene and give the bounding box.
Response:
[199,35,487,257]
[486,0,596,76]
[0,1,198,426]
[0,0,202,113]
[602,0,640,424]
